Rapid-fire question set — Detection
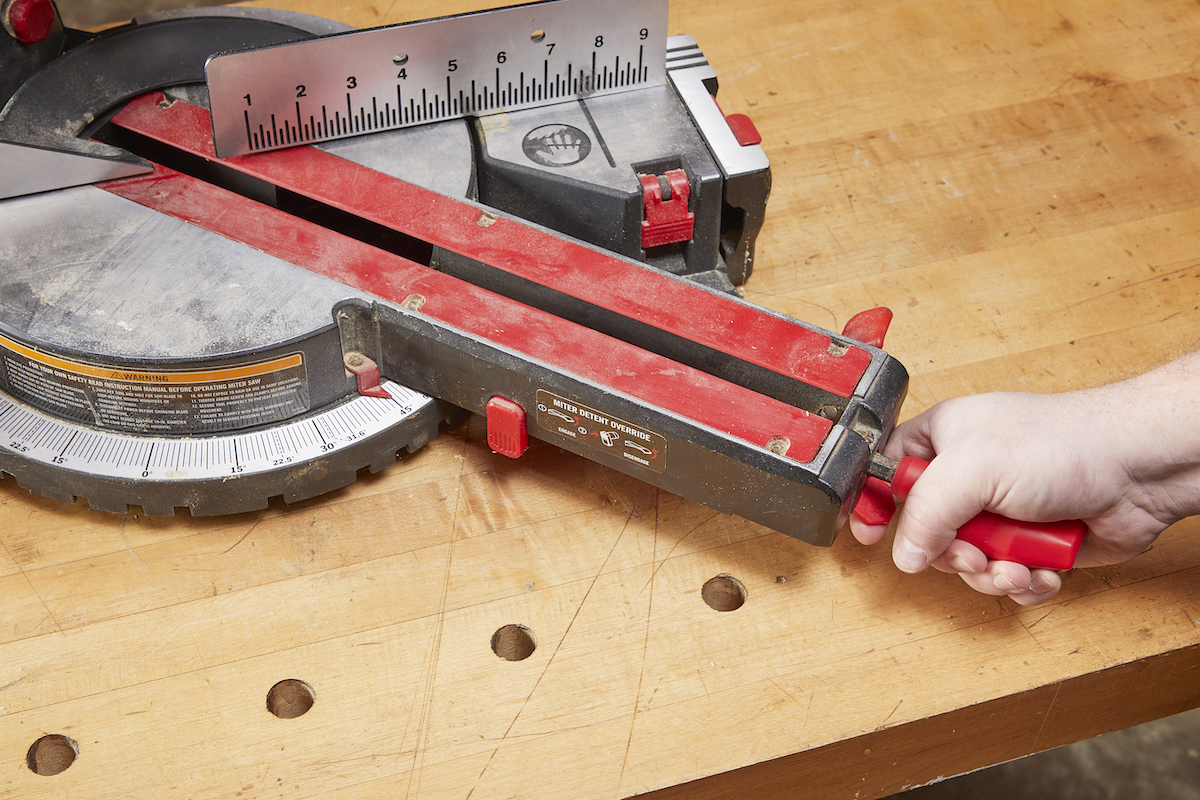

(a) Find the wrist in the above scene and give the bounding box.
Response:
[1097,353,1200,523]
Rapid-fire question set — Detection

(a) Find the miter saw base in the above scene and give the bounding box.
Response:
[0,5,783,519]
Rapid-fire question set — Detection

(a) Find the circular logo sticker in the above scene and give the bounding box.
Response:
[522,124,592,167]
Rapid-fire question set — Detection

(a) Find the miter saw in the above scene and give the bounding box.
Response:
[0,0,1084,566]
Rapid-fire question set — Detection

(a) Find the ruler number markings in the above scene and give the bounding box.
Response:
[0,381,427,484]
[209,0,667,156]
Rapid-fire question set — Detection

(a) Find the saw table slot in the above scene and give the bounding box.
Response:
[427,247,851,418]
[94,117,436,269]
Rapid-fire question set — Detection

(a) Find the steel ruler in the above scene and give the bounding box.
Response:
[206,0,668,157]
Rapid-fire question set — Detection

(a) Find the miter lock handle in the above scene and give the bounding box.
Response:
[856,455,1086,571]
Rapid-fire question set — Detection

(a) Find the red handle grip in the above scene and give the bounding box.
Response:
[891,457,1085,571]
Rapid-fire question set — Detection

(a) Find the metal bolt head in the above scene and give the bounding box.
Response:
[818,405,840,420]
[826,339,850,357]
[766,436,790,455]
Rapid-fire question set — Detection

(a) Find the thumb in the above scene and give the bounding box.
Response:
[891,456,989,573]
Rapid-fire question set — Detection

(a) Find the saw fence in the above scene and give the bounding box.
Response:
[2,0,1200,798]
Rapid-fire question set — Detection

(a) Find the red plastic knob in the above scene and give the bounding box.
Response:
[7,0,57,44]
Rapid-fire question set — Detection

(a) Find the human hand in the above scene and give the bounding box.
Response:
[849,355,1200,604]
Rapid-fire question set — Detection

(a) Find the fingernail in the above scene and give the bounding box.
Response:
[993,574,1023,593]
[1031,574,1055,594]
[894,538,931,573]
[948,554,980,574]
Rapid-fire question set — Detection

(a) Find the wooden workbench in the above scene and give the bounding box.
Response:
[3,0,1200,797]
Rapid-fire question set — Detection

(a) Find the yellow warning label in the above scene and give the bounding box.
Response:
[0,332,302,385]
[0,332,310,434]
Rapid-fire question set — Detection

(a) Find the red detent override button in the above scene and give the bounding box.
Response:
[486,396,528,458]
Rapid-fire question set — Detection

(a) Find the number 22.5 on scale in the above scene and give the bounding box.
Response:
[205,0,668,157]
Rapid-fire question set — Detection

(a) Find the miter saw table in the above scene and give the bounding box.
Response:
[0,2,908,545]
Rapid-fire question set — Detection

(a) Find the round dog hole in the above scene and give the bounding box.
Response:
[267,679,315,719]
[702,574,747,612]
[27,734,77,776]
[491,624,537,661]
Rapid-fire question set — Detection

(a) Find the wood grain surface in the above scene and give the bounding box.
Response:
[3,0,1200,798]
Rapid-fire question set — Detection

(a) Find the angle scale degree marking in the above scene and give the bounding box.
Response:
[206,0,668,156]
[0,382,429,483]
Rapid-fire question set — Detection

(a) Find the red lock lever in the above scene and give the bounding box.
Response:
[854,455,1086,571]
